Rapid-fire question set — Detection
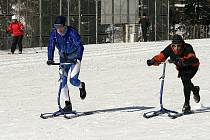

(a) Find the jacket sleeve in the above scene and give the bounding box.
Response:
[18,23,24,31]
[152,46,170,63]
[152,53,166,63]
[182,55,199,67]
[47,30,56,60]
[6,23,12,33]
[70,29,84,61]
[181,44,199,67]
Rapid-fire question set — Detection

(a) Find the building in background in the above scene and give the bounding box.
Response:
[0,0,210,50]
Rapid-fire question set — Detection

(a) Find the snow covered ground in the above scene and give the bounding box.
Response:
[0,39,210,140]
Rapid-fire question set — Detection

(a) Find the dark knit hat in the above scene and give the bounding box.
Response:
[54,16,66,26]
[172,34,184,44]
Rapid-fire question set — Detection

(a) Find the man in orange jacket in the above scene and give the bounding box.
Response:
[6,15,24,54]
[147,34,200,113]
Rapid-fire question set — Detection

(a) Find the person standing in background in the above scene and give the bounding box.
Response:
[139,13,150,42]
[6,15,24,54]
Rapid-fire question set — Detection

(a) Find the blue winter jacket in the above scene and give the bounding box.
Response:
[48,26,84,62]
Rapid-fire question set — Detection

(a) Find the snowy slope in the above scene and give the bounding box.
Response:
[0,39,210,140]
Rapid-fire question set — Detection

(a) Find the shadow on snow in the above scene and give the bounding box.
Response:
[68,106,155,119]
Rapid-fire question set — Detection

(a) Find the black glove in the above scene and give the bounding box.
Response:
[147,59,156,66]
[47,60,54,65]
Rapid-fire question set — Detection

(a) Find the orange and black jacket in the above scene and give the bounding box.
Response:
[152,43,199,70]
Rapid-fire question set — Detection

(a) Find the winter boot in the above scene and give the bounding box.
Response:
[182,102,191,114]
[63,101,72,112]
[79,82,86,100]
[193,86,200,103]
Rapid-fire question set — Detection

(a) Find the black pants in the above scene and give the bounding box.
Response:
[142,28,148,42]
[11,35,23,53]
[180,67,198,104]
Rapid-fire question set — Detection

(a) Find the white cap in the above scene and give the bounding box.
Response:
[12,15,17,20]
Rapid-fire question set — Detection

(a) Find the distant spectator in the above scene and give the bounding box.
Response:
[139,13,150,42]
[6,15,24,54]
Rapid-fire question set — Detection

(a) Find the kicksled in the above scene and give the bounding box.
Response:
[40,62,92,119]
[143,60,192,119]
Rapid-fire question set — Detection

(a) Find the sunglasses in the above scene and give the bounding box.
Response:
[54,24,64,29]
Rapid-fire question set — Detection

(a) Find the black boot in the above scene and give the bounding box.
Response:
[63,101,72,112]
[193,86,200,103]
[79,82,86,100]
[182,102,191,114]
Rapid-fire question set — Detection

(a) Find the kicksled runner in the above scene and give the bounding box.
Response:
[40,110,94,119]
[167,104,210,119]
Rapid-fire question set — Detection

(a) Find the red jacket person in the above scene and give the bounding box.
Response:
[6,15,24,54]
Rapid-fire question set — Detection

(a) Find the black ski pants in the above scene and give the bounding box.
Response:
[179,67,198,104]
[11,35,23,53]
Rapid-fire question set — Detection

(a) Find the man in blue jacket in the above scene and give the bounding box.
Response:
[47,16,86,112]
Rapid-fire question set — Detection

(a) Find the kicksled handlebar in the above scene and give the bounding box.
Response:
[49,60,77,65]
[51,62,75,65]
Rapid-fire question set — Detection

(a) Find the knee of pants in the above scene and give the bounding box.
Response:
[183,87,191,94]
[18,43,22,47]
[70,78,81,87]
[182,82,191,93]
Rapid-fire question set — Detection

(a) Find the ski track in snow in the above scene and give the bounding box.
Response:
[0,39,210,140]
